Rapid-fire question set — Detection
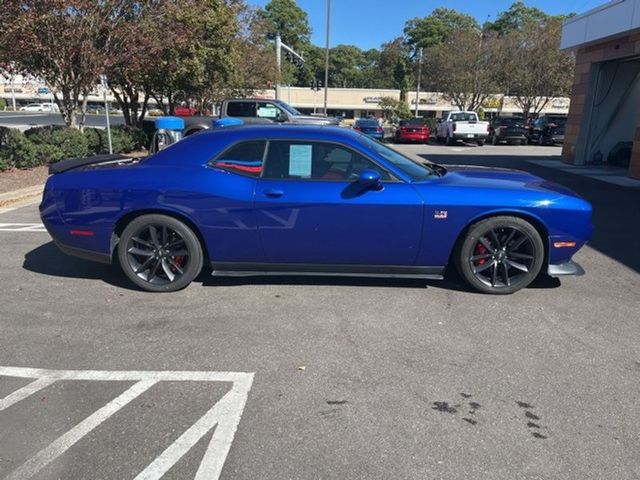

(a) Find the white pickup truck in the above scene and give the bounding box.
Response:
[435,111,490,146]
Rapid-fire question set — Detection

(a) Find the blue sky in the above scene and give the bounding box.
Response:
[247,0,605,49]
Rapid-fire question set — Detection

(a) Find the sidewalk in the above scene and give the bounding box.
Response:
[0,184,43,211]
[526,158,640,188]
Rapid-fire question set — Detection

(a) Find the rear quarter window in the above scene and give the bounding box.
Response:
[210,140,266,177]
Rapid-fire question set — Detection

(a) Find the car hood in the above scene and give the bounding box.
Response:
[435,165,582,198]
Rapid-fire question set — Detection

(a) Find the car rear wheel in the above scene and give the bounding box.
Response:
[118,214,203,292]
[492,135,499,145]
[456,216,544,294]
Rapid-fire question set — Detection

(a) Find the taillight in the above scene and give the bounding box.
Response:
[377,127,383,133]
[487,124,490,132]
[355,127,362,131]
[452,123,456,132]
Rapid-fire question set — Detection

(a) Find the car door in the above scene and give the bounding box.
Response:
[254,139,424,266]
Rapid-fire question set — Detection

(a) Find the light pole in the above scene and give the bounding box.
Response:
[414,47,423,118]
[275,34,282,101]
[323,0,331,115]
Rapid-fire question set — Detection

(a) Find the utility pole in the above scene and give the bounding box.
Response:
[275,34,282,101]
[414,47,423,118]
[10,72,16,111]
[100,75,113,155]
[323,0,331,115]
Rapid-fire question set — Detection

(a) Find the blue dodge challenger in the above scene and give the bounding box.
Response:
[40,125,592,294]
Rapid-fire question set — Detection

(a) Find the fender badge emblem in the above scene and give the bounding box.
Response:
[434,210,448,219]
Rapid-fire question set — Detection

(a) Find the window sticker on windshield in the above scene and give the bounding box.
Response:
[257,107,278,118]
[289,145,312,177]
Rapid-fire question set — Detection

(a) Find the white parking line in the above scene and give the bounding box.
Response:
[0,223,47,232]
[0,366,255,480]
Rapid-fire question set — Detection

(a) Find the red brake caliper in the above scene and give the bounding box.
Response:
[474,243,488,265]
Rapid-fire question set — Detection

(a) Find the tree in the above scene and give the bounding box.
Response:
[106,1,168,127]
[219,4,278,99]
[0,0,135,129]
[145,0,238,115]
[328,45,366,88]
[486,1,555,35]
[261,0,311,49]
[404,8,479,49]
[260,0,312,87]
[379,97,411,122]
[424,29,498,111]
[495,18,574,119]
[375,38,412,99]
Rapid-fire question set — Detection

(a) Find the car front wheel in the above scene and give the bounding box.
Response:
[456,216,544,294]
[118,214,204,292]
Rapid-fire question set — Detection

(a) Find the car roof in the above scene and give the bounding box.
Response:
[201,124,358,141]
[147,125,365,168]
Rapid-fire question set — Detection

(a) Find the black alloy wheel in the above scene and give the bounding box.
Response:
[456,216,544,294]
[118,214,203,292]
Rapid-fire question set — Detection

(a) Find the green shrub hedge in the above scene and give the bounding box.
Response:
[0,125,146,171]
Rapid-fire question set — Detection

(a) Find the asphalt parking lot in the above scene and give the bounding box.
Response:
[1,143,639,480]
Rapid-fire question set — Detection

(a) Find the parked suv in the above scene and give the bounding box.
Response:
[489,116,527,145]
[527,115,567,145]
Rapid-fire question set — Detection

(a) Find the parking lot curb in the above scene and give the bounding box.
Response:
[0,184,43,210]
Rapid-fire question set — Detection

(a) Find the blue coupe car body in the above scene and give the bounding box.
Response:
[40,125,592,291]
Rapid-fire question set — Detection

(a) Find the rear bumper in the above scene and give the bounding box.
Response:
[55,240,112,264]
[397,133,429,142]
[453,133,488,140]
[548,260,584,277]
[499,134,526,141]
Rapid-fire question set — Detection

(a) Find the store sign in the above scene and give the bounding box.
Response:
[552,100,569,109]
[363,97,382,104]
[411,97,438,105]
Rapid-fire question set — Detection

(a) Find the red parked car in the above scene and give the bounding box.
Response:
[394,118,430,144]
[174,106,200,116]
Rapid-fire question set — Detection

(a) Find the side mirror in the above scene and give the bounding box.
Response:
[276,112,288,122]
[357,169,382,189]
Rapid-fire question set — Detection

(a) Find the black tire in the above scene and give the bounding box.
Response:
[118,214,204,292]
[446,135,454,146]
[491,134,499,145]
[538,134,546,146]
[455,216,544,294]
[477,139,485,147]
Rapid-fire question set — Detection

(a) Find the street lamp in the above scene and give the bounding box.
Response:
[323,0,331,115]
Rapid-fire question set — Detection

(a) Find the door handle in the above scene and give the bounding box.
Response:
[263,189,284,198]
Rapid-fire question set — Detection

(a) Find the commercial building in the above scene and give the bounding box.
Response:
[561,0,640,179]
[2,76,569,121]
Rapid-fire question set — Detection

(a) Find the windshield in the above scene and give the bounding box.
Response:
[399,118,425,126]
[449,112,477,122]
[276,100,302,116]
[358,135,443,181]
[499,117,524,126]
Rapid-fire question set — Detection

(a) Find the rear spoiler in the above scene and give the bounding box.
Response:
[48,154,133,175]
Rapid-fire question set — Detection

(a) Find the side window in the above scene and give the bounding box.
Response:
[256,102,282,121]
[211,140,266,177]
[263,141,391,181]
[226,101,256,118]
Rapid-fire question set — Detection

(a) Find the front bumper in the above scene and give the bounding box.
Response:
[548,260,584,277]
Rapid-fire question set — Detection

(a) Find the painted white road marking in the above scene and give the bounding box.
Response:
[0,377,57,412]
[0,366,255,480]
[0,222,47,232]
[6,380,158,480]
